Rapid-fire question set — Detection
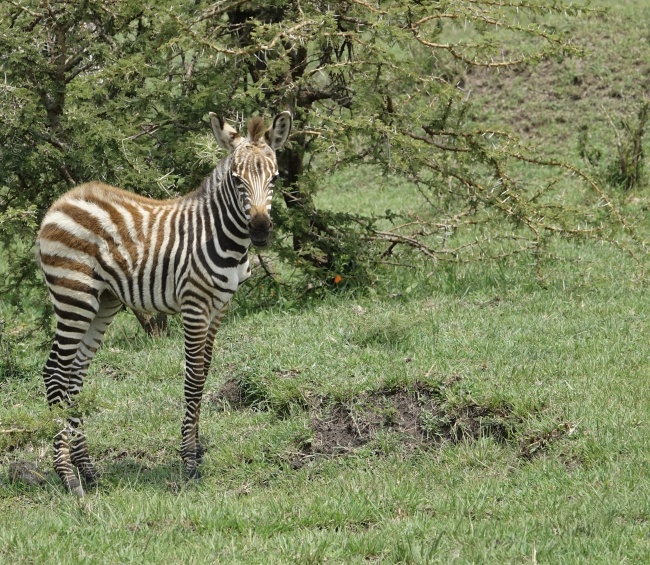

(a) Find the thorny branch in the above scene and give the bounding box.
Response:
[345,117,644,268]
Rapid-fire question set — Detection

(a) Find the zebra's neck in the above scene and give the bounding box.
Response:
[192,161,250,257]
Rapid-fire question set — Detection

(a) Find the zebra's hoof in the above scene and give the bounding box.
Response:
[81,470,101,488]
[71,484,85,498]
[187,467,201,480]
[66,478,85,498]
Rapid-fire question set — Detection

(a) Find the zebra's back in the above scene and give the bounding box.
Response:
[38,181,188,314]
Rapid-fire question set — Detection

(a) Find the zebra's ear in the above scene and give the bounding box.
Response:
[209,113,243,151]
[264,111,292,150]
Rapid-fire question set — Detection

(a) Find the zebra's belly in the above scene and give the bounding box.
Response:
[76,243,251,316]
[93,248,183,315]
[103,277,183,315]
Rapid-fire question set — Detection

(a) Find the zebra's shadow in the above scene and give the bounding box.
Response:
[91,454,193,494]
[6,464,187,500]
[32,456,194,497]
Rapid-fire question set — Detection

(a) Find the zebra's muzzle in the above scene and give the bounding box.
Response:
[248,213,273,248]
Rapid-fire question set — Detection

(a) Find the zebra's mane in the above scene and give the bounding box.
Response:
[193,153,229,197]
[247,116,266,142]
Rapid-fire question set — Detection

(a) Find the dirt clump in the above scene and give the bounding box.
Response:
[206,378,248,410]
[518,422,575,461]
[303,384,517,459]
[7,460,46,486]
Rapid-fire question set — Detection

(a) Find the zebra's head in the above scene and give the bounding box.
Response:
[209,112,292,248]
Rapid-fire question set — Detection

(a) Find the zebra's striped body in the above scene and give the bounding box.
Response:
[37,112,292,495]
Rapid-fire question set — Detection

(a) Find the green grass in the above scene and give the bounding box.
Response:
[314,164,427,218]
[2,242,649,563]
[2,0,650,563]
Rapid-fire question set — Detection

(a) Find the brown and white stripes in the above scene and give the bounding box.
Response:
[37,112,292,495]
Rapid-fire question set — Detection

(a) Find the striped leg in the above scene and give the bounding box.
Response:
[180,306,210,478]
[194,307,227,464]
[43,344,80,496]
[43,299,99,496]
[68,292,123,487]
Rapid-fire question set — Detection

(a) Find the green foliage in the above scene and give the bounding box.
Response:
[1,0,633,313]
[607,101,648,191]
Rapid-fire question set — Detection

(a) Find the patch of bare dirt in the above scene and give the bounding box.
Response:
[274,369,301,379]
[208,376,573,469]
[300,384,517,462]
[206,377,247,410]
[463,29,650,143]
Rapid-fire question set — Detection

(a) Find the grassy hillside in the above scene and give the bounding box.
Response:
[1,1,649,563]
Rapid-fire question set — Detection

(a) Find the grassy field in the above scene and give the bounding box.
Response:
[2,1,650,563]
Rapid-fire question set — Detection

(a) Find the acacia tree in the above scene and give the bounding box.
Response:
[0,0,237,322]
[0,0,637,325]
[172,0,638,279]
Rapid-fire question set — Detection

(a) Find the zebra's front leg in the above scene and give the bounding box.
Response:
[180,307,210,479]
[194,308,227,465]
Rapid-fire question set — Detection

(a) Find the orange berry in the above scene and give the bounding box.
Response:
[333,275,342,284]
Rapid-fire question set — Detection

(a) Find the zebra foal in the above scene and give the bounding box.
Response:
[37,111,292,496]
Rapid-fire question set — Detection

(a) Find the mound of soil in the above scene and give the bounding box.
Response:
[206,378,247,409]
[303,385,516,459]
[209,377,571,469]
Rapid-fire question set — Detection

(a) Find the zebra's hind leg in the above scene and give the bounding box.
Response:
[43,288,119,496]
[44,318,93,497]
[68,291,123,487]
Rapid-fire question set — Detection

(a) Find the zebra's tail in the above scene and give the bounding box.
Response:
[33,242,42,269]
